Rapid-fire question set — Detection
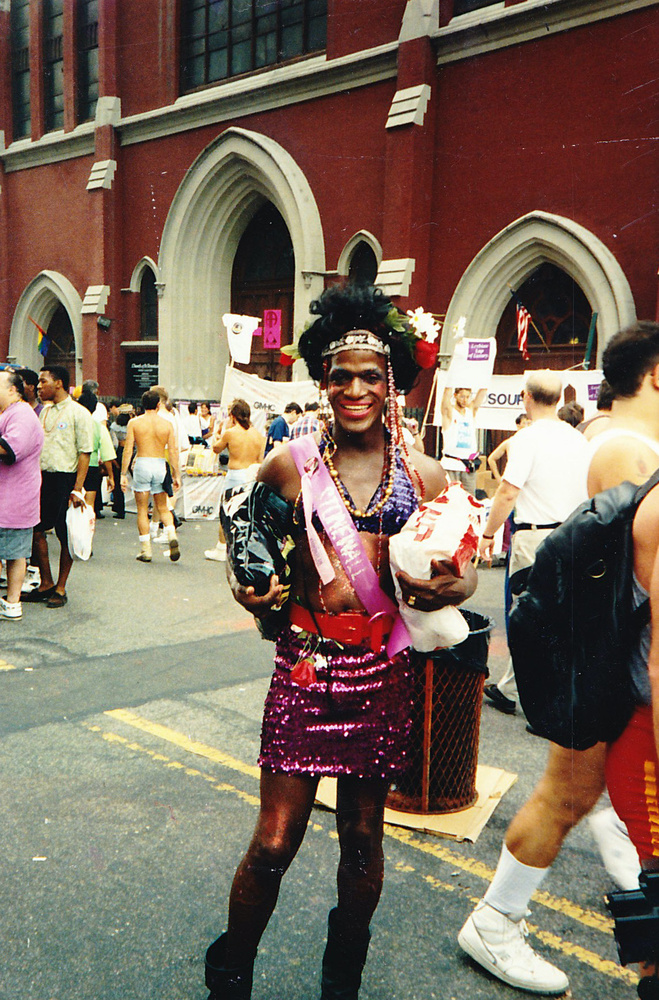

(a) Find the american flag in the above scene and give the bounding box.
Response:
[516,303,531,361]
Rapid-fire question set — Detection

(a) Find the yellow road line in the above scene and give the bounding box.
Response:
[100,713,618,944]
[105,708,260,779]
[0,660,17,671]
[83,723,261,807]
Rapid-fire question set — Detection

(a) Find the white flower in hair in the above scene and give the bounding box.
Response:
[406,307,440,343]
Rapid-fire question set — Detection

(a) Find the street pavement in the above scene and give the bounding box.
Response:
[0,513,637,999]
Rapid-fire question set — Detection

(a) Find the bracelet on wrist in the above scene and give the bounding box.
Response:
[482,533,494,539]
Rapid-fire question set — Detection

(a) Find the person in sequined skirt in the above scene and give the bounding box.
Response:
[205,285,477,1000]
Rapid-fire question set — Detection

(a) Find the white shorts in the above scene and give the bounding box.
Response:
[132,457,167,494]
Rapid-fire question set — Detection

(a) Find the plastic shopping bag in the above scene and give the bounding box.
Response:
[66,492,96,561]
[389,482,481,651]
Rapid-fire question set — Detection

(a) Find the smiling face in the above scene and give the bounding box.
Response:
[326,349,388,436]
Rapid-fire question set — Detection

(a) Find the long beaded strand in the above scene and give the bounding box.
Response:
[387,360,424,497]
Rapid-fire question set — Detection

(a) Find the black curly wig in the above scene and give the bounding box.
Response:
[297,284,421,394]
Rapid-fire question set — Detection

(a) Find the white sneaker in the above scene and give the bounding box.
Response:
[458,901,569,994]
[0,597,22,620]
[205,544,226,562]
[23,565,40,589]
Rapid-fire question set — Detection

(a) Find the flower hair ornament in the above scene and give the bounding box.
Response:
[385,306,441,370]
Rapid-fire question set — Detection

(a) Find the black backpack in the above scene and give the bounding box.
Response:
[508,470,659,750]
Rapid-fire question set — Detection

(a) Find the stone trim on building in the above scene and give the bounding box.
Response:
[436,0,658,65]
[375,258,416,298]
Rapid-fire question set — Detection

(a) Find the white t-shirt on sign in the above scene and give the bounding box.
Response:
[504,418,589,525]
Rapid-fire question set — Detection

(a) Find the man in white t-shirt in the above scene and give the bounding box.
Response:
[440,386,486,494]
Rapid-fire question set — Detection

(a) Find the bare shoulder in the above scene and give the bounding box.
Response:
[588,436,659,493]
[406,450,448,501]
[258,443,300,503]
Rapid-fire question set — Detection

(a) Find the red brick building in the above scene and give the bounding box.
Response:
[0,0,656,401]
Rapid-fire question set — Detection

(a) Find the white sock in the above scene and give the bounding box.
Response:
[165,524,176,541]
[482,843,549,920]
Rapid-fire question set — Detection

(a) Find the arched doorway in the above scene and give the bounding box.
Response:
[441,211,636,365]
[495,263,594,374]
[231,203,295,382]
[9,270,83,380]
[44,304,76,384]
[157,127,326,399]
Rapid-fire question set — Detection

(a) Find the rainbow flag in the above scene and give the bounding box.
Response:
[28,316,51,356]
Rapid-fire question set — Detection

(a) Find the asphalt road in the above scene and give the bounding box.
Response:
[0,513,638,999]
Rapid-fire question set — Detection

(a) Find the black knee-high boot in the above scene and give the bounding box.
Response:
[205,933,255,1000]
[320,908,371,1000]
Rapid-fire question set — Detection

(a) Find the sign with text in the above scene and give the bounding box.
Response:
[125,352,159,397]
[263,309,282,350]
[446,337,497,389]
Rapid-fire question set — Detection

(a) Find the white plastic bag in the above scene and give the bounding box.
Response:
[66,492,96,561]
[389,482,481,651]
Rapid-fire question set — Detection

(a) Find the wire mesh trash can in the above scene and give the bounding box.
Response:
[387,609,493,815]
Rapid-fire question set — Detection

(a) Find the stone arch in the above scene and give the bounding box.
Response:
[337,230,383,276]
[441,211,636,367]
[9,270,83,380]
[158,126,326,398]
[129,256,160,292]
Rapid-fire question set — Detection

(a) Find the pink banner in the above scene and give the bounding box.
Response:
[289,437,411,656]
[263,309,282,349]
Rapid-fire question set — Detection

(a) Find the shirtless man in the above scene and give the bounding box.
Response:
[205,398,264,562]
[459,321,659,995]
[121,389,180,563]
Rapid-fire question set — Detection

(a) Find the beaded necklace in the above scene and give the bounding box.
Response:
[320,427,396,519]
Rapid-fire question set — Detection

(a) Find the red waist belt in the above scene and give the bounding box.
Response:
[289,604,394,652]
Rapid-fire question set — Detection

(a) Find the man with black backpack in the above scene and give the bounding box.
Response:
[458,324,659,995]
[480,371,589,719]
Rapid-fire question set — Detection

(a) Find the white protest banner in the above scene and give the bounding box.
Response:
[221,366,319,435]
[446,337,497,390]
[475,375,526,431]
[563,370,603,421]
[182,474,223,520]
[222,313,261,364]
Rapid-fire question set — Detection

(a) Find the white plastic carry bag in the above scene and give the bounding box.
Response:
[66,492,96,561]
[389,482,481,651]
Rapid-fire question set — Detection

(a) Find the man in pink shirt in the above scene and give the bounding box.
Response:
[0,369,44,618]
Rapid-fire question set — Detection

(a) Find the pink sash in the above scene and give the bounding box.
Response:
[288,435,411,656]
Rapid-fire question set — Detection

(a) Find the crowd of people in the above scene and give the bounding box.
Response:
[3,287,659,999]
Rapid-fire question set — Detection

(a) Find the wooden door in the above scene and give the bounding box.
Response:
[231,203,295,383]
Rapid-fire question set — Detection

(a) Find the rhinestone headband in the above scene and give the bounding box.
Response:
[321,330,391,359]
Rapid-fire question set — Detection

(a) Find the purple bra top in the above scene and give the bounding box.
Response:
[312,446,419,536]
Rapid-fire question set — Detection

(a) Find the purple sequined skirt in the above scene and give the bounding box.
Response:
[258,624,413,779]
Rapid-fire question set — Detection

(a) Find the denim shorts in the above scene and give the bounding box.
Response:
[132,457,167,494]
[0,526,33,559]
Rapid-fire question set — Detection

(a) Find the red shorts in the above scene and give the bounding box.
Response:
[606,705,659,864]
